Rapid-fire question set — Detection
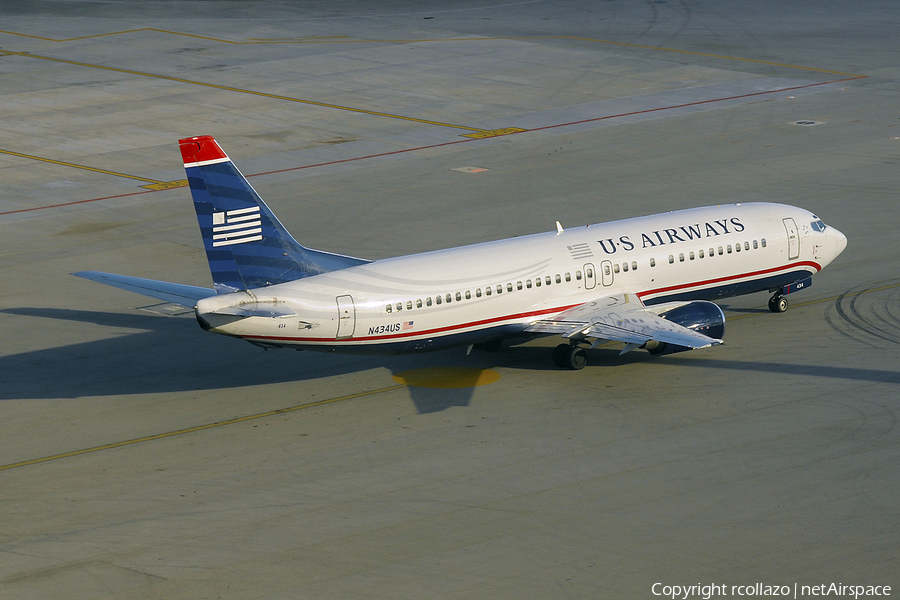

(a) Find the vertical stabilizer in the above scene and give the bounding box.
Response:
[179,136,368,293]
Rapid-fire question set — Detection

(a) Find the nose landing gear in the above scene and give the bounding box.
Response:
[768,293,789,313]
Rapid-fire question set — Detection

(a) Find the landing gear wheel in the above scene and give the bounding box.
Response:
[552,343,570,368]
[768,294,788,313]
[566,346,587,370]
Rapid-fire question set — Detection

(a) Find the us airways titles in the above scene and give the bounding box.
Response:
[595,217,746,255]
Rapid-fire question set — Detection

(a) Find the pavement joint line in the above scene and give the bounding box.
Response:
[0,68,863,218]
[0,29,866,78]
[0,29,867,77]
[1,50,488,133]
[0,383,408,473]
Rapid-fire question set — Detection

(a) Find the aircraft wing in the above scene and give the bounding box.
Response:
[526,293,723,353]
[72,271,215,308]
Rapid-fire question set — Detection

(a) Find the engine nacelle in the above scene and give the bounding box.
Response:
[644,300,726,355]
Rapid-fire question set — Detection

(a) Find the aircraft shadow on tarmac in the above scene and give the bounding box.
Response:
[3,308,898,412]
[0,308,492,413]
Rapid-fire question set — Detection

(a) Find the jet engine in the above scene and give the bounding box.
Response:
[643,300,726,355]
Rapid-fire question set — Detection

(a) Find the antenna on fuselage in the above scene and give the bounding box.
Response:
[556,221,564,235]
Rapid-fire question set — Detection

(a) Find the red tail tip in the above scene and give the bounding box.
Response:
[179,135,228,165]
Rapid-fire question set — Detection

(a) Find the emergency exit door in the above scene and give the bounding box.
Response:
[336,295,356,338]
[783,218,800,260]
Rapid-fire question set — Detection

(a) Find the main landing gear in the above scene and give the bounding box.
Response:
[553,343,587,370]
[768,293,789,313]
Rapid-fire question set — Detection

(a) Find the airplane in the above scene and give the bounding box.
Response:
[74,135,848,370]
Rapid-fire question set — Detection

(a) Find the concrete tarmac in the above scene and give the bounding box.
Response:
[1,1,898,598]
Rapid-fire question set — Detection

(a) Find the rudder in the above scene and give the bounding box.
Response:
[179,135,367,293]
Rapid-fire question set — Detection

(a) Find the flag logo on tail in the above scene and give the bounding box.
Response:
[212,206,262,247]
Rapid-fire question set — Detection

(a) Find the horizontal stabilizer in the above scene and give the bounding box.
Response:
[200,302,296,318]
[72,271,215,308]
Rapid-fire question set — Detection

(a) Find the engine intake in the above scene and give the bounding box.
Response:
[644,300,725,355]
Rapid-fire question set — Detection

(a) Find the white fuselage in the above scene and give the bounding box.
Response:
[195,202,847,353]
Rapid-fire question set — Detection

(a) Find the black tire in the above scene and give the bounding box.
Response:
[768,295,788,313]
[566,346,587,370]
[552,343,570,368]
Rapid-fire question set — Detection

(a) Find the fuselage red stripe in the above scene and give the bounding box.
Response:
[240,261,819,345]
[636,260,821,299]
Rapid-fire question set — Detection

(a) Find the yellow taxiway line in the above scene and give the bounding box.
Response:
[0,50,487,133]
[0,383,408,473]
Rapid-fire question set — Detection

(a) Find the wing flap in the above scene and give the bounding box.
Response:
[526,293,722,352]
[72,271,215,308]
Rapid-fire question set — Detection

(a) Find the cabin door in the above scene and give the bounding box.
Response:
[583,263,596,289]
[600,260,614,287]
[783,218,800,260]
[336,295,356,339]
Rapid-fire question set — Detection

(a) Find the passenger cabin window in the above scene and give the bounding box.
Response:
[455,292,462,301]
[446,293,452,303]
[426,297,432,306]
[555,274,561,284]
[565,273,571,282]
[436,295,442,305]
[465,290,471,300]
[496,285,503,294]
[735,243,741,252]
[535,278,541,287]
[632,261,637,271]
[718,246,724,255]
[689,251,695,260]
[727,245,732,254]
[613,264,620,273]
[507,283,513,292]
[517,281,523,290]
[386,304,392,313]
[485,287,492,296]
[699,249,705,259]
[668,255,674,264]
[650,258,656,267]
[396,302,402,312]
[761,238,767,248]
[576,271,582,280]
[406,301,413,311]
[744,241,750,251]
[416,299,423,308]
[753,240,758,249]
[476,288,482,298]
[679,253,685,262]
[545,276,552,286]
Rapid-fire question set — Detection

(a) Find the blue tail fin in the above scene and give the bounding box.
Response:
[179,136,368,293]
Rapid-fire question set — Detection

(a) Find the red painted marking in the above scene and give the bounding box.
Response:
[637,261,822,299]
[0,189,155,216]
[524,77,865,134]
[178,135,227,165]
[7,75,863,217]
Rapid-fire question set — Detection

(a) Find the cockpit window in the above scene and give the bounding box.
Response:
[811,219,827,232]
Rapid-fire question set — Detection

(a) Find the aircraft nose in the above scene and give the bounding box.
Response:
[833,227,848,257]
